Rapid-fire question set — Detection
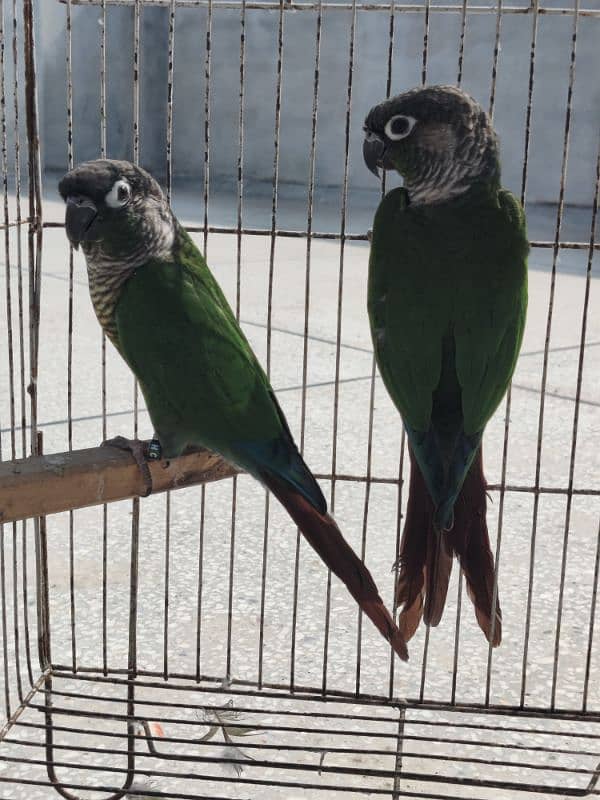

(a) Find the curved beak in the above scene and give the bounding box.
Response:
[362,131,386,178]
[65,195,98,250]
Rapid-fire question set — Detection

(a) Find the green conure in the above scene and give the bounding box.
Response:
[363,86,528,646]
[58,159,407,660]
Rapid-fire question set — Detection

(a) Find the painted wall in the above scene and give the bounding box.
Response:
[37,1,600,206]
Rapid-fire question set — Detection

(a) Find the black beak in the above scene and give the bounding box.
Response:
[362,131,386,178]
[65,195,98,250]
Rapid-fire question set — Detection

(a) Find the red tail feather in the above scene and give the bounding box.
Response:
[395,448,501,646]
[263,473,408,661]
[451,449,502,646]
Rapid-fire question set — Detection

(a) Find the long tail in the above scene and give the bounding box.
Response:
[395,447,501,646]
[262,472,408,661]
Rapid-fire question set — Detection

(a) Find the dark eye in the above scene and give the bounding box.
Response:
[384,114,417,141]
[118,184,129,202]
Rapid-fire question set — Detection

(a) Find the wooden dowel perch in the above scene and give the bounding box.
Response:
[0,445,239,524]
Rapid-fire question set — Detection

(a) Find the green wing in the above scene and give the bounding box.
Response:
[368,187,450,432]
[113,227,283,458]
[454,190,528,433]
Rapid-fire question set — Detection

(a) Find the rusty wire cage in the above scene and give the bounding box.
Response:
[0,0,599,797]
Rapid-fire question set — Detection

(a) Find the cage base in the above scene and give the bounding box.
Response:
[0,670,598,799]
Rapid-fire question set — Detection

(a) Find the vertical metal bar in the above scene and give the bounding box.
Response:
[132,0,141,444]
[480,0,506,703]
[391,706,406,799]
[1,0,15,465]
[356,354,377,694]
[132,1,140,167]
[165,0,175,202]
[0,0,21,712]
[11,525,22,703]
[235,0,245,322]
[34,433,51,672]
[583,519,600,712]
[163,495,171,680]
[124,7,142,785]
[386,2,407,704]
[456,0,468,86]
[21,525,33,689]
[545,0,579,711]
[65,0,78,677]
[323,0,357,694]
[450,567,463,705]
[99,0,109,680]
[11,3,24,463]
[161,0,176,684]
[418,617,431,702]
[100,0,107,159]
[258,0,285,690]
[416,0,434,700]
[196,0,212,684]
[449,0,466,665]
[518,0,540,709]
[225,479,237,680]
[195,485,205,681]
[0,522,10,718]
[290,0,322,692]
[202,0,212,255]
[226,0,247,680]
[421,0,431,85]
[360,4,396,697]
[11,0,33,697]
[389,431,406,700]
[487,0,503,116]
[23,0,42,460]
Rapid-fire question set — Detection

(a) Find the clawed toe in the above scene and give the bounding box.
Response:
[101,436,156,497]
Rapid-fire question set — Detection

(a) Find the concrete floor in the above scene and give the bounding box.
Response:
[0,179,598,798]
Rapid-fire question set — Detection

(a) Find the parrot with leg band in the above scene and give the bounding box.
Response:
[59,159,408,660]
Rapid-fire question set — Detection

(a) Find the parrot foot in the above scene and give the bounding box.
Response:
[101,436,157,497]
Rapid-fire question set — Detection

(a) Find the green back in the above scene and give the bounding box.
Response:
[113,227,284,460]
[368,182,527,526]
[368,183,528,438]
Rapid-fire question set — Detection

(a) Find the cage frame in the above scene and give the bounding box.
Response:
[0,0,598,796]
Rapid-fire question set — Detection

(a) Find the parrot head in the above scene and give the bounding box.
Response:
[58,159,174,262]
[363,85,499,204]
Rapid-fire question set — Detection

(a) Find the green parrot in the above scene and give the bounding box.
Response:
[363,86,528,646]
[58,159,407,660]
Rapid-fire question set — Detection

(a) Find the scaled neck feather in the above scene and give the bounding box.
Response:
[405,120,500,206]
[83,201,175,343]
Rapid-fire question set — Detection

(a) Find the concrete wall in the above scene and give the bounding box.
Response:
[37,0,600,205]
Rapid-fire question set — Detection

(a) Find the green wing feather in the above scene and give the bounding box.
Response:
[454,190,528,433]
[113,228,282,459]
[113,227,326,511]
[369,185,528,437]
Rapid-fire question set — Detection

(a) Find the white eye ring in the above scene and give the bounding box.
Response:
[384,115,417,141]
[105,179,131,209]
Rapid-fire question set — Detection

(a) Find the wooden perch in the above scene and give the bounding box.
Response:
[0,445,239,524]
